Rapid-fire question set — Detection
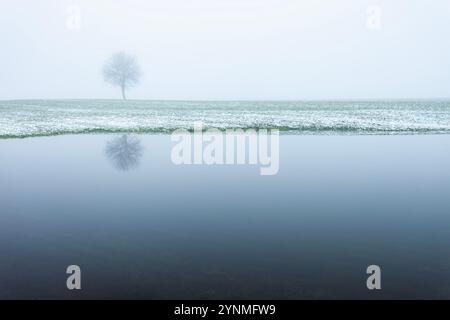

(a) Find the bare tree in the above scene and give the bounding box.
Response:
[105,135,143,171]
[102,52,141,100]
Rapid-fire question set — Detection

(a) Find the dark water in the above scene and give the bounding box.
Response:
[0,134,450,299]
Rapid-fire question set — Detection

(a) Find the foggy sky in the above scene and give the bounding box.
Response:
[1,0,450,100]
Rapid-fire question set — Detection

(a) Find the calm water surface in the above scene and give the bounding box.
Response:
[0,134,449,299]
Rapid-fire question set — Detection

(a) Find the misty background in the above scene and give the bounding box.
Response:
[1,0,450,100]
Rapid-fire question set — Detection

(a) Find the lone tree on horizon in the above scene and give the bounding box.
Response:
[102,52,141,100]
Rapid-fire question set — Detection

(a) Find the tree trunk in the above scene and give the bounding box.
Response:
[121,85,126,100]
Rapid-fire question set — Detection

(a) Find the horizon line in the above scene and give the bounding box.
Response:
[2,97,450,102]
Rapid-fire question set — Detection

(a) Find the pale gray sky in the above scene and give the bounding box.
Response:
[1,0,449,100]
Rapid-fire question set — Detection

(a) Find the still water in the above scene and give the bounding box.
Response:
[0,134,449,299]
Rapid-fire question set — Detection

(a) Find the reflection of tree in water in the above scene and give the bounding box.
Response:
[105,135,143,171]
